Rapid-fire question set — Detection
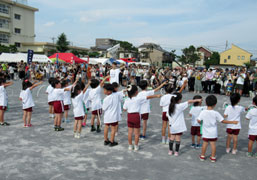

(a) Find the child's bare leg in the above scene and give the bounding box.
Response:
[162,121,167,137]
[64,110,68,120]
[142,120,147,136]
[104,125,109,141]
[27,112,32,125]
[197,136,201,145]
[115,124,119,133]
[128,128,133,145]
[192,135,195,144]
[232,135,238,150]
[226,134,232,149]
[54,115,57,126]
[0,110,4,123]
[78,120,82,133]
[210,141,216,157]
[201,141,208,156]
[170,134,175,141]
[96,114,101,126]
[134,128,140,145]
[248,140,254,153]
[23,111,27,125]
[91,115,95,126]
[83,114,87,124]
[74,120,78,132]
[110,126,116,142]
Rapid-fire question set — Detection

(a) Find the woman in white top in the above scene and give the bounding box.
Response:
[19,80,43,127]
[0,79,13,126]
[71,81,90,139]
[167,92,201,156]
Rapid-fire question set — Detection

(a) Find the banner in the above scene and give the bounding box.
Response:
[56,53,59,68]
[27,49,34,65]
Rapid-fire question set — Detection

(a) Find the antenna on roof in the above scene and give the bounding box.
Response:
[225,40,228,50]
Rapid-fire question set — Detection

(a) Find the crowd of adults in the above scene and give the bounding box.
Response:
[1,61,256,97]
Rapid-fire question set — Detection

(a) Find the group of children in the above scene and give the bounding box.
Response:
[0,74,257,163]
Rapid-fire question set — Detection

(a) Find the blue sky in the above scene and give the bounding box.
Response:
[29,0,257,57]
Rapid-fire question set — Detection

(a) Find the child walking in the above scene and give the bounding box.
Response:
[198,95,238,162]
[167,93,202,156]
[19,80,43,127]
[245,95,257,157]
[224,93,245,154]
[46,77,55,118]
[0,78,13,126]
[62,80,72,123]
[123,85,162,151]
[71,81,90,138]
[189,95,206,148]
[138,80,167,140]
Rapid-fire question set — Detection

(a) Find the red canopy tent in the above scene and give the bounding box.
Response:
[120,58,136,63]
[49,53,87,64]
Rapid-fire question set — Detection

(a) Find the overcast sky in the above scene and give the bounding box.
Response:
[30,0,257,57]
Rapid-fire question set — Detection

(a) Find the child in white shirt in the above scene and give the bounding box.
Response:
[189,95,206,149]
[0,78,13,126]
[46,77,55,118]
[71,81,90,139]
[19,80,43,127]
[138,80,167,140]
[123,85,161,151]
[167,93,202,156]
[62,80,72,123]
[245,96,257,157]
[224,93,245,154]
[198,95,238,163]
[88,76,109,133]
[82,87,91,127]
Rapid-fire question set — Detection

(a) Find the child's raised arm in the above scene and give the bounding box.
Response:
[221,120,238,124]
[100,75,110,87]
[154,81,168,92]
[83,81,91,94]
[4,81,13,88]
[147,94,162,100]
[29,81,43,90]
[187,99,202,104]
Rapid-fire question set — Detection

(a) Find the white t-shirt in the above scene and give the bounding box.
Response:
[160,94,175,112]
[113,91,124,121]
[167,102,188,134]
[110,69,120,84]
[198,110,224,138]
[236,73,246,85]
[103,93,121,123]
[72,92,85,118]
[52,89,65,101]
[123,96,147,113]
[0,85,8,107]
[63,85,72,105]
[46,85,54,102]
[138,90,154,114]
[189,106,207,127]
[246,108,257,135]
[224,105,245,129]
[19,88,35,109]
[83,88,91,108]
[88,86,102,111]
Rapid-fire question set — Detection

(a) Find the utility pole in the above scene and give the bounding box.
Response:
[51,37,56,44]
[225,40,228,50]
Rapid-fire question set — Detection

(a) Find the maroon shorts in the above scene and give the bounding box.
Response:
[249,135,257,141]
[171,133,183,135]
[64,105,70,111]
[92,109,102,115]
[127,113,140,128]
[191,126,201,136]
[23,107,33,112]
[141,113,149,120]
[0,106,7,111]
[162,112,168,121]
[203,138,218,142]
[48,101,54,106]
[105,122,118,126]
[226,128,240,135]
[75,116,84,120]
[53,101,64,114]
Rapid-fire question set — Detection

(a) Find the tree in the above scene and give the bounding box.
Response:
[88,52,100,58]
[114,40,138,52]
[56,33,70,52]
[178,45,200,66]
[204,52,220,68]
[0,44,18,53]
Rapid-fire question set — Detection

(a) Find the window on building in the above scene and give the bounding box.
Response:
[224,59,227,63]
[0,18,9,29]
[237,56,240,60]
[0,33,9,43]
[0,4,9,14]
[14,14,21,20]
[14,28,21,34]
[15,42,21,48]
[228,55,231,59]
[242,56,245,60]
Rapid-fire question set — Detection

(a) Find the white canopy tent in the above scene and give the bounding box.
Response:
[0,53,51,63]
[82,58,126,65]
[128,62,150,66]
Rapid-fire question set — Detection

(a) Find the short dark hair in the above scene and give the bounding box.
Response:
[22,79,32,90]
[71,84,82,98]
[165,84,174,94]
[205,95,217,107]
[61,80,68,88]
[139,80,148,90]
[90,79,100,88]
[0,78,5,85]
[103,84,114,92]
[193,95,202,106]
[51,79,60,88]
[230,93,240,106]
[112,62,117,66]
[112,82,119,92]
[253,96,257,105]
[127,85,138,98]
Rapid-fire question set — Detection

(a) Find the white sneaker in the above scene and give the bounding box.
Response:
[74,133,77,138]
[134,145,139,152]
[226,148,231,154]
[77,133,81,139]
[128,145,133,151]
[166,138,170,144]
[232,149,237,155]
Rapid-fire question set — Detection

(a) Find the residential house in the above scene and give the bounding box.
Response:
[220,44,252,66]
[196,46,212,66]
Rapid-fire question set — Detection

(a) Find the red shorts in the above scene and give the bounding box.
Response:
[226,128,240,135]
[92,109,102,115]
[53,101,64,114]
[75,116,84,120]
[23,107,33,112]
[249,135,257,141]
[162,112,168,121]
[191,126,201,136]
[0,106,7,111]
[127,113,140,128]
[171,133,183,136]
[48,101,54,106]
[141,113,149,120]
[203,138,218,142]
[64,105,70,111]
[105,122,118,126]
